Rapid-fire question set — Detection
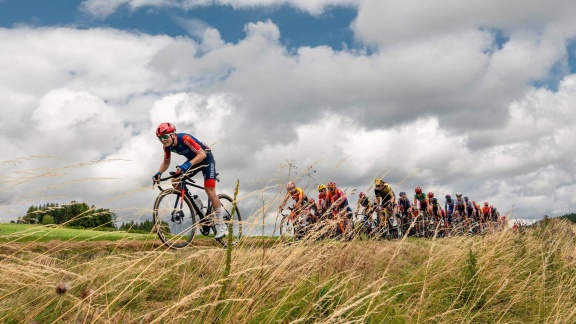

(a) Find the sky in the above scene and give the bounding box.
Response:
[1,0,576,229]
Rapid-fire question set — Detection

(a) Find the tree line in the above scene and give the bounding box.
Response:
[117,219,155,233]
[17,201,116,229]
[560,212,576,223]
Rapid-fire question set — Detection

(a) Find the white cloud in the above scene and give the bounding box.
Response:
[353,0,576,47]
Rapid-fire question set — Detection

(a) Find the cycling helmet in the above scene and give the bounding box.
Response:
[156,122,176,136]
[484,201,489,206]
[327,181,337,189]
[456,192,462,197]
[445,194,451,199]
[415,186,422,194]
[399,191,406,197]
[427,192,434,198]
[286,181,295,191]
[374,178,384,186]
[433,197,438,203]
[317,184,326,191]
[359,192,366,199]
[464,196,469,201]
[492,207,497,211]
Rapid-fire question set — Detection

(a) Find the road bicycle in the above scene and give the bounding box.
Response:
[279,207,309,240]
[153,172,242,248]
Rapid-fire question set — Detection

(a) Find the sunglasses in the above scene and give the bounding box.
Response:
[318,189,325,193]
[157,134,171,141]
[328,187,336,191]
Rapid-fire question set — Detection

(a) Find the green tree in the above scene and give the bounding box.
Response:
[41,215,55,225]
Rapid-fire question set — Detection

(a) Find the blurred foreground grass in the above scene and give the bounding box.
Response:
[0,219,575,323]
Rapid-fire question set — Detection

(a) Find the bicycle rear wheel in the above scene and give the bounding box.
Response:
[153,189,197,249]
[212,194,242,248]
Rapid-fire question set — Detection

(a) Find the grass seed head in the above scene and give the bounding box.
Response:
[55,282,71,295]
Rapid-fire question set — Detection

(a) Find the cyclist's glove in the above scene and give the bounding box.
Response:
[152,172,161,182]
[177,161,192,174]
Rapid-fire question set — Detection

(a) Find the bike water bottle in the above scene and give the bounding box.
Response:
[192,195,204,211]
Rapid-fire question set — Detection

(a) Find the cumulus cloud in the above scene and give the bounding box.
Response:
[352,0,576,46]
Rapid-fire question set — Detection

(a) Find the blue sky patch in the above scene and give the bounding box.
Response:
[0,1,358,51]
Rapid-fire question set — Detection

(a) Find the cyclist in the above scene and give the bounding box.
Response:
[490,205,499,222]
[279,181,308,214]
[279,181,310,225]
[413,187,428,213]
[464,197,475,221]
[327,182,352,218]
[426,192,435,214]
[430,196,442,218]
[355,192,374,236]
[326,181,353,237]
[445,194,454,224]
[396,191,412,223]
[430,197,447,235]
[374,178,396,213]
[374,179,399,234]
[494,207,507,228]
[152,122,227,239]
[316,184,329,217]
[481,202,492,221]
[410,203,422,235]
[354,192,371,219]
[453,192,467,220]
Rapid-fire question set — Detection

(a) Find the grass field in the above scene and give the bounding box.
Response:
[0,219,575,323]
[0,223,157,243]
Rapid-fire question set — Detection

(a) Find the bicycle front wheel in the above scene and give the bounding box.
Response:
[212,194,242,248]
[279,214,295,239]
[153,189,197,249]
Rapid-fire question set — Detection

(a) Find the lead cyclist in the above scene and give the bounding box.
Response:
[151,122,227,239]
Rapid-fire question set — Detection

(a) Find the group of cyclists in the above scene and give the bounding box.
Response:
[278,178,507,240]
[151,121,507,241]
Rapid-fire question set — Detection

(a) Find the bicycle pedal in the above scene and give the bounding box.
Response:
[200,226,211,236]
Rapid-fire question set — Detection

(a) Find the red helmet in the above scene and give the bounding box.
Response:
[427,192,434,198]
[484,201,489,206]
[327,181,337,189]
[415,186,422,194]
[359,192,366,199]
[156,122,176,136]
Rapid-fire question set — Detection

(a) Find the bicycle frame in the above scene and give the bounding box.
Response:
[157,174,212,224]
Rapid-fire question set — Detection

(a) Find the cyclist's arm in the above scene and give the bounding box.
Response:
[158,149,171,174]
[279,193,290,210]
[181,135,208,167]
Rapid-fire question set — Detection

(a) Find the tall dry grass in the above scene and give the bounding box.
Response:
[2,158,575,323]
[0,218,575,323]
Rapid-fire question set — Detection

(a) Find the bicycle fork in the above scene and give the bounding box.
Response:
[170,188,187,223]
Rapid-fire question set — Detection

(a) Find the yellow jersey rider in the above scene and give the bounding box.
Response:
[279,181,308,214]
[374,178,395,213]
